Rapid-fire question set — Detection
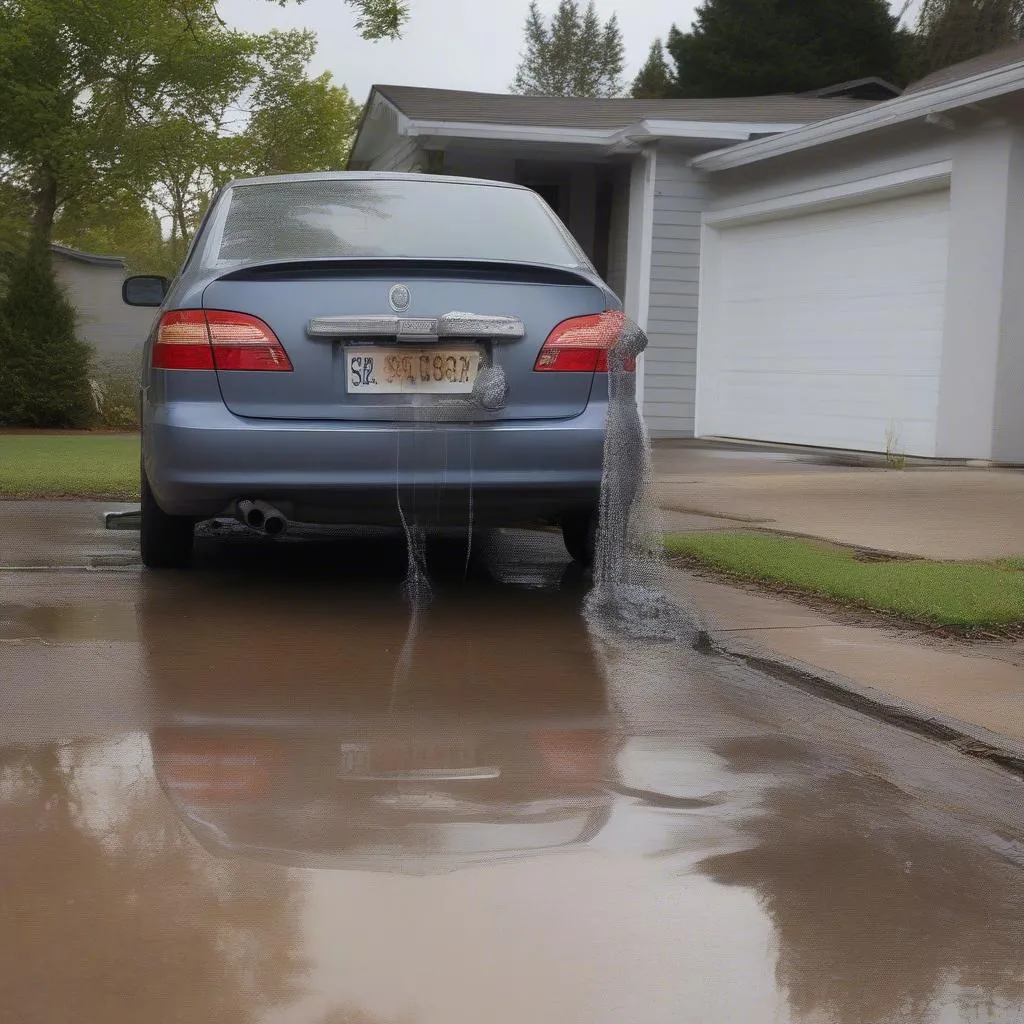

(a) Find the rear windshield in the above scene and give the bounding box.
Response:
[204,178,587,269]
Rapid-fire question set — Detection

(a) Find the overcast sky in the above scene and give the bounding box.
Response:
[218,0,921,105]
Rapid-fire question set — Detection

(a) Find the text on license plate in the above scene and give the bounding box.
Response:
[338,740,480,777]
[346,346,482,395]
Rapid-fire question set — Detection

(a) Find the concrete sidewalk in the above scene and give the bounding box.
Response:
[653,442,1024,560]
[655,442,1024,767]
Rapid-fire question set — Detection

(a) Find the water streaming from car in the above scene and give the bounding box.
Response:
[390,313,696,670]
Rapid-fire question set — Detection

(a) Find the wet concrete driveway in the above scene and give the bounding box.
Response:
[1,504,1023,1024]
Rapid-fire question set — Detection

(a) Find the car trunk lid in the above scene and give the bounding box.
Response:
[203,260,611,422]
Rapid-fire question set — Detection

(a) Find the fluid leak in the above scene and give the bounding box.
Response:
[585,317,699,643]
[391,359,509,701]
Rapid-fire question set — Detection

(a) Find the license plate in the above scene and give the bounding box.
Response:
[338,739,487,779]
[346,346,482,395]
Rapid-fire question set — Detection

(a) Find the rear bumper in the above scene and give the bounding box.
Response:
[144,399,606,524]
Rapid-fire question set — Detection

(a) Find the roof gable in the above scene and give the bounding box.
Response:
[372,85,874,130]
[802,77,903,101]
[694,43,1024,172]
[906,40,1024,94]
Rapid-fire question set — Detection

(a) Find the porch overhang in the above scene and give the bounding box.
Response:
[347,90,807,169]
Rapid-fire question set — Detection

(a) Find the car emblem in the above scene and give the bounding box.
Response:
[389,284,411,312]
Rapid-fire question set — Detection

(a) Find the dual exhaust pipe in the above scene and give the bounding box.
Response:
[236,499,288,537]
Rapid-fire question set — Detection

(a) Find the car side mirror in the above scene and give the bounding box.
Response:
[123,275,169,307]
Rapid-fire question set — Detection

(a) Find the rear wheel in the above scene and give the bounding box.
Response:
[561,509,597,567]
[141,471,194,570]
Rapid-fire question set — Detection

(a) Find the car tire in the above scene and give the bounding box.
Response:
[140,470,194,570]
[561,509,597,567]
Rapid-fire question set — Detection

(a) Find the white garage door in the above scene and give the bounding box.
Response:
[697,189,950,456]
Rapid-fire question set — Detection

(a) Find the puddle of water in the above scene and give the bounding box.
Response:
[0,601,139,642]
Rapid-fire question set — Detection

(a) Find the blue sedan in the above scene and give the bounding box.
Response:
[123,172,629,569]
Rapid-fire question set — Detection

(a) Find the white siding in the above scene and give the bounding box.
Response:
[645,146,708,436]
[704,125,953,213]
[54,257,156,371]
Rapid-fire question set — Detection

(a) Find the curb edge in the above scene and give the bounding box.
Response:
[706,631,1024,780]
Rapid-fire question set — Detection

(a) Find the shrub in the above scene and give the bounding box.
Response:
[89,360,141,430]
[0,243,93,428]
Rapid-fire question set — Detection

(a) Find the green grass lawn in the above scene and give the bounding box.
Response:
[665,530,1024,628]
[0,434,140,500]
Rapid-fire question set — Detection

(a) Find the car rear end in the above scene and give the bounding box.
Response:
[140,173,626,562]
[151,720,617,873]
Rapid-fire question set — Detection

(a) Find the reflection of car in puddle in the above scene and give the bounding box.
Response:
[143,557,619,873]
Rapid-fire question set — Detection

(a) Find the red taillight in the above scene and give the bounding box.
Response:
[151,729,279,804]
[206,310,293,371]
[534,729,611,786]
[153,310,215,370]
[533,311,633,373]
[153,310,293,372]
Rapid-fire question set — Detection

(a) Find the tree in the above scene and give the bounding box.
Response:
[243,31,364,175]
[664,0,905,98]
[344,0,410,40]
[0,0,408,251]
[54,191,169,274]
[631,38,675,98]
[913,0,1024,78]
[0,1,241,248]
[0,241,92,427]
[511,0,625,98]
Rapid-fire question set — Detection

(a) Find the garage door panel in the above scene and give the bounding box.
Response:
[722,240,949,299]
[717,377,939,453]
[699,190,949,456]
[721,298,947,338]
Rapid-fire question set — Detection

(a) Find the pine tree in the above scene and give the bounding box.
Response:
[666,0,905,98]
[511,0,625,98]
[631,38,676,98]
[914,0,1024,78]
[0,244,92,427]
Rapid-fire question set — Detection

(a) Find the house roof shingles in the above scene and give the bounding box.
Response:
[373,84,876,129]
[905,40,1024,94]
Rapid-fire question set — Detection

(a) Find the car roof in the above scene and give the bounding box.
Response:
[222,170,530,191]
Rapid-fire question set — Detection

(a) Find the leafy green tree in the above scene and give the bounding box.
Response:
[913,0,1024,78]
[0,0,406,426]
[343,0,410,40]
[244,31,364,175]
[0,0,408,249]
[665,0,905,98]
[0,1,231,248]
[54,192,168,273]
[0,242,92,427]
[511,0,625,97]
[118,27,363,252]
[631,38,676,98]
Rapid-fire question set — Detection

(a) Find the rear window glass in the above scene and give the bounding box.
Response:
[206,178,587,269]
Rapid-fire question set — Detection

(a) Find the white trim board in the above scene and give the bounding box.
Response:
[625,119,806,143]
[403,117,820,151]
[692,59,1024,171]
[624,147,657,417]
[407,120,615,147]
[702,161,952,228]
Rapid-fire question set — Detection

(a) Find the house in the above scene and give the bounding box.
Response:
[51,244,156,372]
[348,44,1024,462]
